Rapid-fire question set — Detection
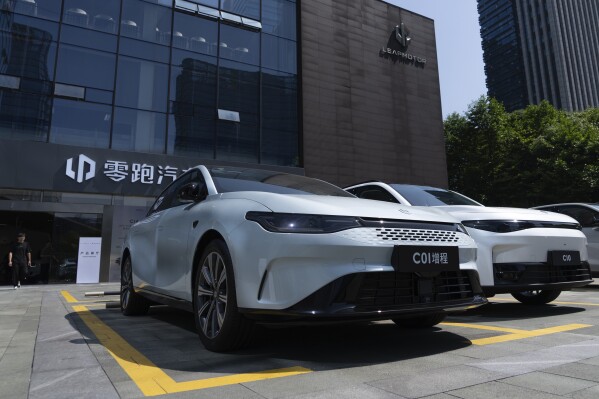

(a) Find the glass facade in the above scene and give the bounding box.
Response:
[477,0,528,112]
[0,0,300,167]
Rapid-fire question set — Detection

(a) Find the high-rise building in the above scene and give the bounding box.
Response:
[478,0,599,112]
[0,0,446,283]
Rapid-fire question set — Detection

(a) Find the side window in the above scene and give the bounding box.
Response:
[355,186,399,203]
[148,172,192,215]
[170,171,207,208]
[558,206,596,227]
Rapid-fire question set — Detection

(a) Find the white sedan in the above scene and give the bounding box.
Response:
[344,183,593,305]
[532,203,599,276]
[121,166,485,352]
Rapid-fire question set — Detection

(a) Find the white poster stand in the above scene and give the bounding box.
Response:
[76,237,102,283]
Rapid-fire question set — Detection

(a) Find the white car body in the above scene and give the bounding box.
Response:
[122,166,486,351]
[345,183,593,297]
[532,203,599,276]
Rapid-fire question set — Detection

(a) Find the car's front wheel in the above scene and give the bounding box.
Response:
[392,312,447,328]
[194,239,253,352]
[120,256,150,316]
[511,289,561,305]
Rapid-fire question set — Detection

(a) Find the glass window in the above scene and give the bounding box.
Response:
[118,37,170,63]
[63,0,121,34]
[558,206,599,228]
[0,32,56,81]
[19,77,53,95]
[1,13,60,39]
[115,56,169,112]
[112,107,166,154]
[172,12,218,56]
[262,68,297,91]
[261,128,298,167]
[262,0,296,40]
[59,25,117,52]
[12,0,62,21]
[50,99,111,148]
[167,113,215,158]
[55,44,116,90]
[216,122,258,163]
[389,185,482,206]
[169,52,217,116]
[121,0,172,44]
[261,34,297,73]
[85,88,113,104]
[0,89,51,141]
[197,0,219,8]
[219,25,259,65]
[220,0,260,19]
[218,60,259,125]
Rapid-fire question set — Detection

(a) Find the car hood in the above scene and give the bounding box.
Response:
[219,192,460,224]
[435,205,579,223]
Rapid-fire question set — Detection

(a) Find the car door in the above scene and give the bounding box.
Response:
[129,183,178,288]
[557,205,599,270]
[154,170,207,299]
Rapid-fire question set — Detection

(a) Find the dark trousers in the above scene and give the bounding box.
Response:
[11,263,26,286]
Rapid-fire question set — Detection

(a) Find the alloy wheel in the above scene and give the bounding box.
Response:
[196,251,228,339]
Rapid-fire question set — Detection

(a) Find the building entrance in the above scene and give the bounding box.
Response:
[0,211,102,285]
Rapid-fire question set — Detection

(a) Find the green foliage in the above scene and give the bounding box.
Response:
[444,97,599,207]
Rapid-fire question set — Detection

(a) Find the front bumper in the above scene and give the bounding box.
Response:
[239,270,487,323]
[483,261,593,295]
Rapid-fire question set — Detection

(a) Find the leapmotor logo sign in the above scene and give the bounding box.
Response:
[380,20,427,66]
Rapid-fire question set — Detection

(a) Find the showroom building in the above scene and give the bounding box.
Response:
[0,0,445,283]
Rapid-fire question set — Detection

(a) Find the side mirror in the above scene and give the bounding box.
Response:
[179,182,207,203]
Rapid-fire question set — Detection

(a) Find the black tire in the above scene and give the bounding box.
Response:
[392,312,447,328]
[120,256,150,316]
[511,289,561,305]
[194,239,253,352]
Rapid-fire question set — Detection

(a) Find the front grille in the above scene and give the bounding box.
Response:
[494,262,592,285]
[335,228,471,246]
[355,271,474,311]
[376,228,460,243]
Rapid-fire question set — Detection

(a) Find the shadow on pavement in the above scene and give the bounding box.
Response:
[453,301,586,322]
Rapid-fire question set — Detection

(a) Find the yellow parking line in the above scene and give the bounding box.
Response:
[61,290,78,303]
[72,305,311,396]
[490,298,599,307]
[441,321,591,345]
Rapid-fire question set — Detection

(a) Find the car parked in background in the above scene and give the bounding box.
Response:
[532,203,599,277]
[121,166,486,352]
[344,182,593,305]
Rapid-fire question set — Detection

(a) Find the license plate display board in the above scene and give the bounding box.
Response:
[548,250,581,266]
[391,245,460,272]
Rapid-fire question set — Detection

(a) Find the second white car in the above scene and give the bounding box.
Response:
[345,182,593,304]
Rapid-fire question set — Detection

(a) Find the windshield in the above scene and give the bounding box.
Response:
[390,184,482,206]
[208,167,354,197]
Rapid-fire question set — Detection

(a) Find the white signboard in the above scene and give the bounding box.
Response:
[76,237,102,284]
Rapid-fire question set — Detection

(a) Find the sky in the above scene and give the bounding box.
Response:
[385,0,487,117]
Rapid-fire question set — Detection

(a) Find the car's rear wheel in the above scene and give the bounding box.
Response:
[120,256,150,316]
[511,289,561,305]
[194,239,253,352]
[392,312,447,328]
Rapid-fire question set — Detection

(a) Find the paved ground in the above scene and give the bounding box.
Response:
[1,282,599,399]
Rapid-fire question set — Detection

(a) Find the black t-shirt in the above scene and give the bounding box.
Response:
[10,241,31,265]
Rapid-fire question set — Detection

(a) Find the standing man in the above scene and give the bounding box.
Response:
[8,232,32,289]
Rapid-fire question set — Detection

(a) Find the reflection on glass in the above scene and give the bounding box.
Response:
[0,90,51,141]
[219,60,259,125]
[172,11,217,56]
[169,54,217,158]
[112,107,166,153]
[261,34,297,73]
[121,0,172,44]
[63,0,120,34]
[216,121,258,163]
[56,44,116,90]
[220,24,259,65]
[115,56,169,112]
[220,0,260,19]
[50,99,111,148]
[118,37,170,63]
[60,24,117,52]
[13,0,62,22]
[262,0,297,40]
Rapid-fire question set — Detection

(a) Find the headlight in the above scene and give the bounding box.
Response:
[246,212,362,233]
[462,220,581,233]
